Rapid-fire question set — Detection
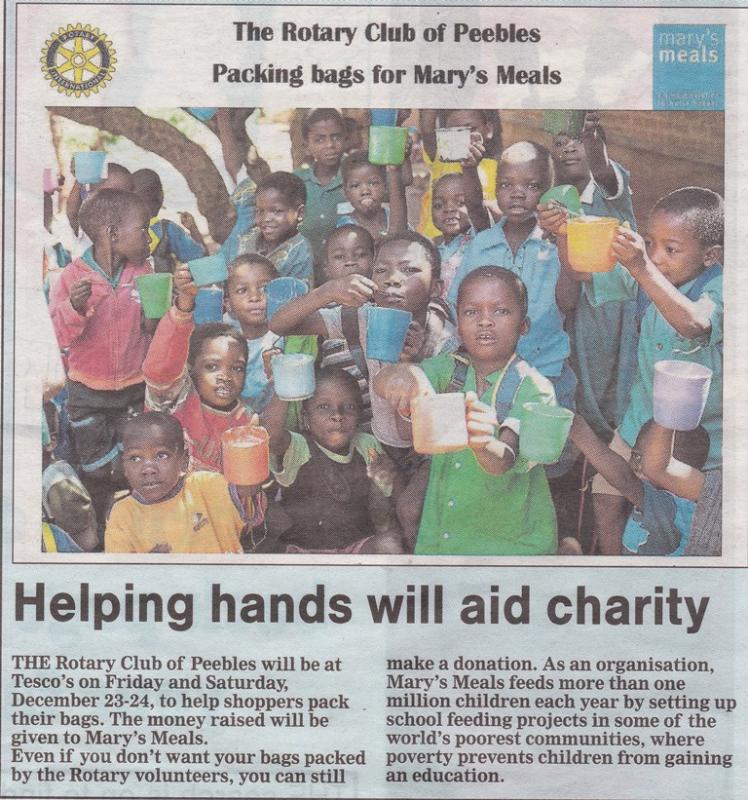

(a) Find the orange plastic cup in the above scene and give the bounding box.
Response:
[566,216,618,273]
[221,425,270,485]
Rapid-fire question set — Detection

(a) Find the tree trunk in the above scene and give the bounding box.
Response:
[48,106,235,243]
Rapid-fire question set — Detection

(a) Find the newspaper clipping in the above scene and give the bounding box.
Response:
[2,1,747,798]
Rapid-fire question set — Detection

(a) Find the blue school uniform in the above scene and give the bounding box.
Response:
[623,482,695,556]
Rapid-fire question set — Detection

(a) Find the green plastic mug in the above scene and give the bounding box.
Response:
[368,126,407,166]
[136,273,173,319]
[521,403,573,464]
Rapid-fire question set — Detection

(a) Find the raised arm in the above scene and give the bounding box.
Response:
[569,414,644,507]
[638,423,705,503]
[419,110,439,162]
[372,362,435,418]
[385,164,408,234]
[461,139,491,232]
[269,274,376,336]
[581,112,618,197]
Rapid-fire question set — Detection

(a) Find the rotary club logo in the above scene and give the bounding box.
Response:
[40,24,117,97]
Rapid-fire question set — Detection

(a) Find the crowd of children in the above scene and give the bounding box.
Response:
[41,108,724,557]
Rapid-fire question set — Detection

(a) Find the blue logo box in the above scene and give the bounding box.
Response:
[653,24,724,110]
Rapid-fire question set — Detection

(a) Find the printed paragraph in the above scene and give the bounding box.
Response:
[384,654,736,785]
[8,652,363,789]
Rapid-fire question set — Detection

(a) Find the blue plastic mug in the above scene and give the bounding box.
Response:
[366,307,412,362]
[370,108,398,127]
[188,254,228,286]
[73,151,107,185]
[265,277,308,320]
[194,287,224,324]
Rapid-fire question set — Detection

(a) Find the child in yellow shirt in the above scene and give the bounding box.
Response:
[105,412,260,554]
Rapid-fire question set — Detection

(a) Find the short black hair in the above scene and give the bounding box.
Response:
[301,108,344,139]
[457,266,529,318]
[187,322,249,367]
[131,168,164,215]
[78,189,147,241]
[123,411,185,454]
[499,141,555,189]
[376,230,441,280]
[305,367,362,411]
[227,253,278,284]
[326,224,375,257]
[256,171,306,209]
[432,172,468,197]
[341,150,384,183]
[651,187,724,248]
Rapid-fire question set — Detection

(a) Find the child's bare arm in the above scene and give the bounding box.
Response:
[373,363,434,417]
[639,424,705,503]
[461,140,491,232]
[612,228,716,340]
[178,212,208,255]
[465,392,517,475]
[581,112,618,196]
[555,238,582,313]
[269,276,375,336]
[260,393,291,457]
[569,414,644,507]
[419,110,438,161]
[386,164,408,234]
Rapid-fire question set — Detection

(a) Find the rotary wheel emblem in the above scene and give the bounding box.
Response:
[41,24,117,97]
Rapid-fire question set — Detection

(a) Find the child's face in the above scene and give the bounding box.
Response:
[305,119,345,169]
[123,426,186,503]
[303,379,360,454]
[344,165,386,217]
[496,159,547,223]
[644,209,717,287]
[432,177,471,239]
[372,240,436,315]
[226,262,275,328]
[255,188,303,246]
[325,229,374,280]
[551,135,590,183]
[445,110,492,145]
[113,206,151,263]
[457,277,528,366]
[191,336,247,409]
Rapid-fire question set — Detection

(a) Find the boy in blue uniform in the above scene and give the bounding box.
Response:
[580,186,723,553]
[449,141,578,420]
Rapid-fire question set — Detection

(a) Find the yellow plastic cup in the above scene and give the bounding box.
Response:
[566,216,618,273]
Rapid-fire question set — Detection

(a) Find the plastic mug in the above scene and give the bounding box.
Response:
[187,107,218,121]
[543,110,586,138]
[412,393,469,454]
[271,353,316,401]
[193,287,224,324]
[436,127,472,162]
[366,306,412,362]
[43,168,57,193]
[566,216,619,273]
[370,108,398,127]
[653,360,713,431]
[368,126,407,166]
[136,274,173,319]
[73,151,108,185]
[521,403,574,464]
[188,254,228,286]
[539,184,582,215]
[265,277,308,320]
[221,425,270,485]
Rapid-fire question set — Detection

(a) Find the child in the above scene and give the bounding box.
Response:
[374,267,558,555]
[449,142,578,414]
[293,109,347,283]
[269,231,456,453]
[569,415,709,556]
[48,189,153,531]
[418,109,502,237]
[131,168,206,272]
[264,367,403,554]
[584,187,723,552]
[550,110,638,442]
[317,225,376,424]
[224,254,281,413]
[105,412,259,553]
[237,171,313,285]
[337,150,407,239]
[143,266,257,473]
[431,172,490,300]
